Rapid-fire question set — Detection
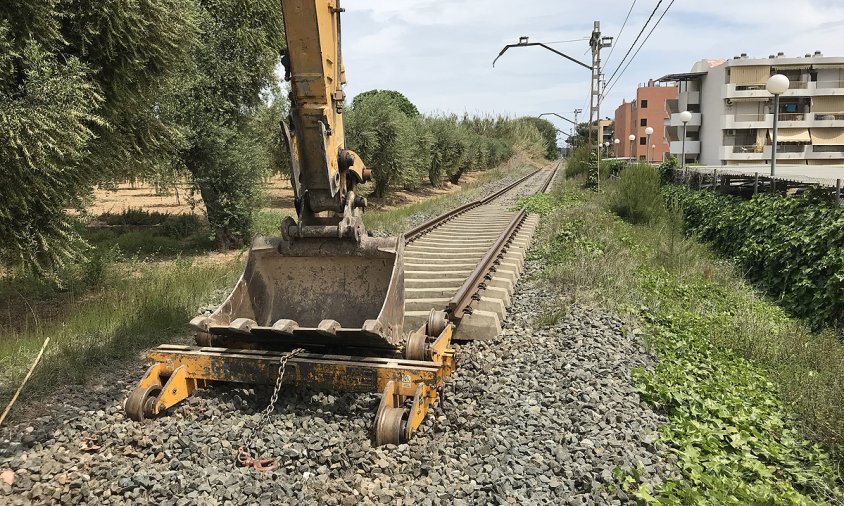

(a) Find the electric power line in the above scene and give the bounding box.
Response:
[603,0,662,88]
[603,0,638,70]
[544,37,590,45]
[602,0,676,100]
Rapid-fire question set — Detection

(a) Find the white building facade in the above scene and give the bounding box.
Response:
[660,52,844,168]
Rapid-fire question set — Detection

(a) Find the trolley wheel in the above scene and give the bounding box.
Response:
[125,384,162,422]
[405,331,429,361]
[427,310,448,337]
[375,406,407,446]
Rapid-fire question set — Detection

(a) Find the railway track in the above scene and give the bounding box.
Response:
[120,164,559,448]
[403,166,557,341]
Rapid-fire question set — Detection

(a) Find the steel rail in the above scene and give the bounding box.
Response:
[403,169,540,243]
[446,167,557,320]
[448,211,526,320]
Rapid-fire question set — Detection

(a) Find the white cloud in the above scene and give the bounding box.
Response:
[337,0,844,133]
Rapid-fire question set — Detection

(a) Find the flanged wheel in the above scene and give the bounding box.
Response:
[405,331,428,361]
[125,384,162,422]
[427,310,448,337]
[375,406,407,446]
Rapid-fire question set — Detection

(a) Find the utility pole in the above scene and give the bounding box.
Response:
[589,21,611,190]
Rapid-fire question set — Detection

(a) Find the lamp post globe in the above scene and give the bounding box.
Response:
[766,74,789,95]
[679,110,692,170]
[645,127,654,163]
[628,134,636,163]
[766,74,789,182]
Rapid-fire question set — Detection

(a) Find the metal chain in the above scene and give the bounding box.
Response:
[236,347,305,471]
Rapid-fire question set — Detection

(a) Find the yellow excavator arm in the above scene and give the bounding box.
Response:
[281,0,370,236]
[126,2,456,448]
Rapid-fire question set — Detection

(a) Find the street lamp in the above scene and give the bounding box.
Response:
[645,126,654,163]
[766,74,790,181]
[603,141,610,156]
[679,110,693,174]
[628,134,636,164]
[538,112,577,125]
[614,138,620,158]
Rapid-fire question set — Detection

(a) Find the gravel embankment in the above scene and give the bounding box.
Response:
[1,259,669,505]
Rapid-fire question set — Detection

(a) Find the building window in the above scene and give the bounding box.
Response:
[641,99,648,108]
[639,137,647,145]
[640,118,647,127]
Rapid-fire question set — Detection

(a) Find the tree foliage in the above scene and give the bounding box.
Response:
[567,121,597,148]
[346,91,550,196]
[515,117,558,159]
[163,0,285,249]
[352,89,419,118]
[0,0,196,277]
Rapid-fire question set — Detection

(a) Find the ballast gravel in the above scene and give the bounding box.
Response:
[0,261,671,505]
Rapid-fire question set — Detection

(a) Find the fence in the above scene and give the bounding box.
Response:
[672,165,842,207]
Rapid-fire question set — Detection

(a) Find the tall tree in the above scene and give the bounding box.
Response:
[0,0,197,277]
[165,0,285,249]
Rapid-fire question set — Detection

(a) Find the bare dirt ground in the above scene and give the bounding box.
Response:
[87,174,487,218]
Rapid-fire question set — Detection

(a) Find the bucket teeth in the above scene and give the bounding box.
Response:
[271,319,299,334]
[229,318,256,334]
[317,319,341,336]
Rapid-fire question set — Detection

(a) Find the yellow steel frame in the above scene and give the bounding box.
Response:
[128,323,455,443]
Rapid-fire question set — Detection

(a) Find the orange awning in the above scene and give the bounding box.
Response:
[811,128,844,145]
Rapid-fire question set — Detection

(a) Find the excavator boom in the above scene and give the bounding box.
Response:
[191,0,403,347]
[125,1,454,449]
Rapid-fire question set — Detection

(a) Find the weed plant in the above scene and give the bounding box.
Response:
[530,178,844,502]
[610,163,664,225]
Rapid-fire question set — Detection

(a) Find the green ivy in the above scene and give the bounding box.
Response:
[631,270,842,504]
[663,185,844,330]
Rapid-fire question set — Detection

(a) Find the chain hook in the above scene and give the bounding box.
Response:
[235,348,305,471]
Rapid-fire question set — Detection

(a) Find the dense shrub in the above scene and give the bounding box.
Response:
[346,92,550,195]
[665,185,844,329]
[610,163,664,224]
[565,146,592,178]
[345,92,415,197]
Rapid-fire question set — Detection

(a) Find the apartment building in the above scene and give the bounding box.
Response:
[598,119,614,147]
[659,52,844,167]
[613,80,678,162]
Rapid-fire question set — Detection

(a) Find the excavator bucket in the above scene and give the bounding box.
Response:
[190,234,405,352]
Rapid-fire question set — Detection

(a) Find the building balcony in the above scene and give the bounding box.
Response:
[720,112,844,130]
[665,98,679,115]
[721,144,844,162]
[812,112,844,127]
[721,113,772,129]
[722,145,768,161]
[725,84,775,99]
[807,145,844,160]
[725,81,844,99]
[683,91,701,106]
[669,140,700,154]
[815,80,844,92]
[668,112,702,128]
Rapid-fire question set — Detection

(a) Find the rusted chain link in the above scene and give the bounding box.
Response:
[236,348,305,471]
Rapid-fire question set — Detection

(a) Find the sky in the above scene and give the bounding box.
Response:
[338,0,844,138]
